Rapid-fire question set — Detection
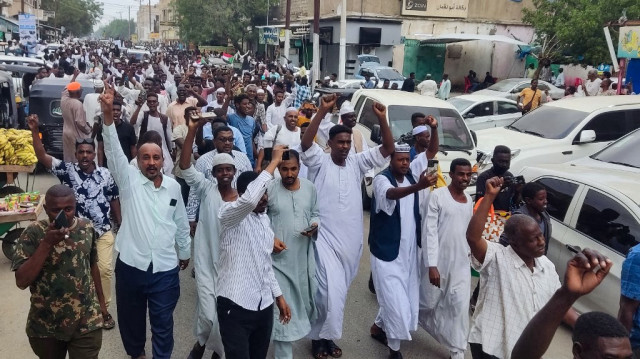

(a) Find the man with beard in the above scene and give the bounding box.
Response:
[166,84,208,128]
[130,93,175,177]
[28,114,121,330]
[256,108,301,172]
[467,177,578,359]
[420,159,474,359]
[301,94,395,358]
[267,149,320,359]
[100,83,191,359]
[475,145,517,212]
[180,115,238,359]
[369,143,436,359]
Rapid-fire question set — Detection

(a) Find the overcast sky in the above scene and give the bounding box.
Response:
[94,0,157,32]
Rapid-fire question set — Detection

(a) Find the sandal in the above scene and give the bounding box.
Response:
[102,313,116,330]
[324,340,342,358]
[311,339,328,359]
[370,324,388,346]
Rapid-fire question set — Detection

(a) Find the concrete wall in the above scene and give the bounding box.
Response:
[468,0,534,23]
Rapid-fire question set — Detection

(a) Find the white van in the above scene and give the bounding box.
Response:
[350,89,478,199]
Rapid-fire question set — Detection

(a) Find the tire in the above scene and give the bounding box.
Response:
[2,228,24,261]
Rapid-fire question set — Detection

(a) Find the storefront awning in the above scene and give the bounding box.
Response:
[413,33,529,46]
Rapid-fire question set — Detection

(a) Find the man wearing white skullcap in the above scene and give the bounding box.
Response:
[180,118,239,359]
[256,107,301,172]
[416,74,438,97]
[369,142,437,358]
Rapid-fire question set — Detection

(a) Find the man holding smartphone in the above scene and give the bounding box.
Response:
[266,148,320,359]
[12,185,108,359]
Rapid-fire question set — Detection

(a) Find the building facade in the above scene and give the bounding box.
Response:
[137,4,161,42]
[276,0,535,86]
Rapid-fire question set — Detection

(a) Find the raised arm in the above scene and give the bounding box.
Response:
[219,145,285,228]
[386,170,436,200]
[99,81,131,188]
[301,94,337,152]
[425,115,439,160]
[26,115,53,170]
[511,249,612,359]
[466,176,503,263]
[372,102,395,158]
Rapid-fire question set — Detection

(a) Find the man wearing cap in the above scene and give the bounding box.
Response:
[301,94,395,358]
[83,80,105,128]
[417,74,438,97]
[369,143,437,359]
[297,101,317,127]
[256,108,301,172]
[323,76,332,88]
[179,115,237,359]
[62,79,93,162]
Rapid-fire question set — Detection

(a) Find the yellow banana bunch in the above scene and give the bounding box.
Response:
[0,129,37,165]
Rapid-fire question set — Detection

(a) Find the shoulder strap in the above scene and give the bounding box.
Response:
[160,114,171,151]
[140,111,149,136]
[272,125,282,145]
[352,128,363,153]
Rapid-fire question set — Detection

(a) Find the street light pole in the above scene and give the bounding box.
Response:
[265,0,269,56]
[312,0,320,88]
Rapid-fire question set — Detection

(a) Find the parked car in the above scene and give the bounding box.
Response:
[353,63,405,89]
[126,49,151,61]
[475,96,640,174]
[519,163,640,317]
[447,95,521,131]
[350,89,477,200]
[570,128,640,171]
[0,55,45,67]
[474,77,565,101]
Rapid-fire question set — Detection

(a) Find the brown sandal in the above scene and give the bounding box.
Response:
[102,313,116,330]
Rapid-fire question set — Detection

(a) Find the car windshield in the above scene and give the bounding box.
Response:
[487,80,521,92]
[591,130,640,168]
[447,98,474,113]
[388,106,474,149]
[507,106,588,139]
[376,68,404,81]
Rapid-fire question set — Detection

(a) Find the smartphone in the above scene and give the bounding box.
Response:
[282,150,290,161]
[54,210,69,229]
[190,112,215,121]
[427,159,439,175]
[301,224,318,233]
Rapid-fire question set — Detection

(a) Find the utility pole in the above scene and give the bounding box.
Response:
[312,0,319,89]
[128,6,131,40]
[149,0,152,33]
[265,0,269,57]
[284,0,291,66]
[339,0,346,80]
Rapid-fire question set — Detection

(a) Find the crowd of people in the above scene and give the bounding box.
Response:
[7,41,640,359]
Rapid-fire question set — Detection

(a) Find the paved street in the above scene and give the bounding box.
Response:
[0,172,573,359]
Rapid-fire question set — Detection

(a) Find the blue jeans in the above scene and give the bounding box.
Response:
[115,257,180,359]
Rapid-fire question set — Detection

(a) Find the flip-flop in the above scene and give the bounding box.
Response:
[324,340,342,358]
[311,339,328,359]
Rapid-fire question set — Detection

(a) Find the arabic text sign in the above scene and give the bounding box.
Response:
[259,27,280,46]
[402,0,469,18]
[618,26,640,59]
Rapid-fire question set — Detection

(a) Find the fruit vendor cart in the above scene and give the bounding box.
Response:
[0,164,43,260]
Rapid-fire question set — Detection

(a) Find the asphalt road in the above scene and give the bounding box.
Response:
[0,172,573,359]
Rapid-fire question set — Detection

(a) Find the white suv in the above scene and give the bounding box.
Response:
[475,96,640,174]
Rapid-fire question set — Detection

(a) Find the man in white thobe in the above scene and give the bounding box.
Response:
[437,74,451,100]
[301,94,395,358]
[419,159,474,359]
[368,143,436,359]
[179,117,238,359]
[417,74,438,97]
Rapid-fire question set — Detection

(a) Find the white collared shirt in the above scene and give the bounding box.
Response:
[102,122,191,273]
[469,242,560,358]
[217,171,282,310]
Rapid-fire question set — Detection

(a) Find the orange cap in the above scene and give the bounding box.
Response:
[67,82,82,91]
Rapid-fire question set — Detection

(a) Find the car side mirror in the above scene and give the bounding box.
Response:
[370,124,382,144]
[578,129,596,144]
[464,113,476,119]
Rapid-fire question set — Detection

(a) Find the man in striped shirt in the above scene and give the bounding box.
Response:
[216,145,292,359]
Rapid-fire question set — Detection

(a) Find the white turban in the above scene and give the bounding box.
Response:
[412,125,431,136]
[339,101,355,116]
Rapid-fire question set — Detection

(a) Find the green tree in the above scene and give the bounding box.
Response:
[522,0,640,75]
[98,19,137,40]
[175,0,269,49]
[41,0,103,36]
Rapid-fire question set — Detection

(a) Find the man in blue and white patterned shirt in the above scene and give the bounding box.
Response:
[28,114,121,330]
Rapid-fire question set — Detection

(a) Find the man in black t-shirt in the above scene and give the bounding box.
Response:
[475,145,517,211]
[96,100,137,167]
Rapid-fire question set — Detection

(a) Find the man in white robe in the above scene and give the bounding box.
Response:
[419,159,474,359]
[179,116,239,359]
[301,94,395,357]
[368,143,436,359]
